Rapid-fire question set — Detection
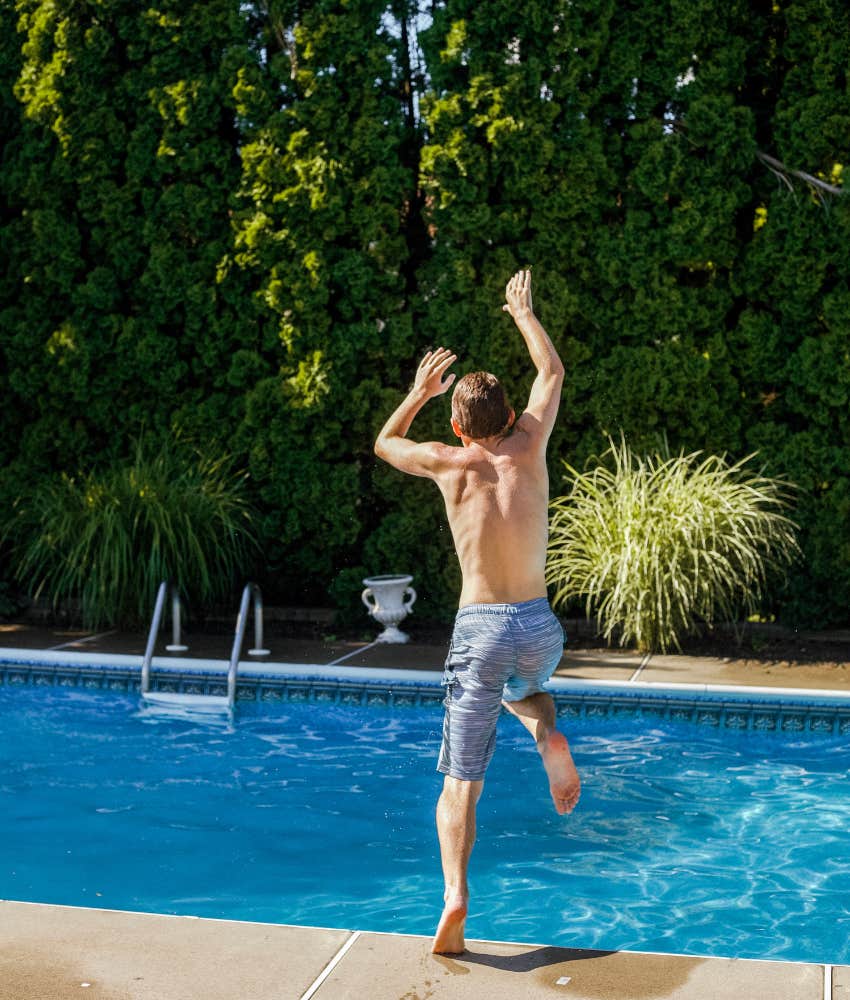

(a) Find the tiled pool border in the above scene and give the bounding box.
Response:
[2,649,850,737]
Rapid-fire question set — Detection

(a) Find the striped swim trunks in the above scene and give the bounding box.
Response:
[437,598,565,782]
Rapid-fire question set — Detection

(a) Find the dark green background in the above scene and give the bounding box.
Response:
[1,0,848,625]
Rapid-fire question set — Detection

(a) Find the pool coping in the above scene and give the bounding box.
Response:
[4,645,850,702]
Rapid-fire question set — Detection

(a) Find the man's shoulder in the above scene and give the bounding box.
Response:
[507,413,549,453]
[421,441,465,474]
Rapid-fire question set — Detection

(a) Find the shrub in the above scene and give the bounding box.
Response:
[8,438,257,628]
[546,438,800,652]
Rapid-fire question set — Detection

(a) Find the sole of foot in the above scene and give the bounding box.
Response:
[541,729,581,815]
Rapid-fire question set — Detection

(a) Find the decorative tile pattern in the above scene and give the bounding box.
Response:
[3,658,850,740]
[810,716,834,733]
[557,703,581,720]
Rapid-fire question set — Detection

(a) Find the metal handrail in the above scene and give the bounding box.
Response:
[165,587,188,652]
[248,585,269,657]
[142,580,265,710]
[141,580,168,695]
[227,582,265,707]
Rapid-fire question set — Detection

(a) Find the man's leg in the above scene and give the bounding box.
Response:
[432,775,483,955]
[502,692,581,815]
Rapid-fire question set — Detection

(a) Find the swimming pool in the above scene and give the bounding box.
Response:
[2,680,848,965]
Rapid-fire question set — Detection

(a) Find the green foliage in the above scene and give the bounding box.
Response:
[8,439,257,629]
[2,0,251,477]
[547,439,800,652]
[229,0,424,603]
[0,0,848,625]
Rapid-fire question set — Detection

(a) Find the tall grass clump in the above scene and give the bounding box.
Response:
[547,438,800,652]
[9,439,257,628]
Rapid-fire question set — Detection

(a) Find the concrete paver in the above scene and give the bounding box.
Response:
[555,650,643,682]
[314,932,824,1000]
[324,641,446,671]
[0,900,349,1000]
[834,966,849,999]
[3,620,848,690]
[641,654,850,691]
[0,624,93,651]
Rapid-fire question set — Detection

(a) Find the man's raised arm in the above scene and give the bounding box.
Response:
[503,269,564,440]
[374,347,457,478]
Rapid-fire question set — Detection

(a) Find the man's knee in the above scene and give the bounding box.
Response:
[442,775,484,804]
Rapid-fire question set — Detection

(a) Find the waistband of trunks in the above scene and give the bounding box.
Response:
[454,597,551,621]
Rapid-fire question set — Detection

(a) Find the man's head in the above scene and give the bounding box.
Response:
[451,371,515,440]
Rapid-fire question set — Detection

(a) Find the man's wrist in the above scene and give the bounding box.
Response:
[408,386,431,405]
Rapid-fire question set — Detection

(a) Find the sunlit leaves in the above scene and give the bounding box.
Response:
[547,438,800,651]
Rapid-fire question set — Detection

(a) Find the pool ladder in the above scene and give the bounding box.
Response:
[140,582,269,712]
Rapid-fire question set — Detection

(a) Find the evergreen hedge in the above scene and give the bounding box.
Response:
[1,0,848,626]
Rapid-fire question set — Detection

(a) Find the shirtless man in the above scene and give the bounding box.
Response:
[374,269,581,955]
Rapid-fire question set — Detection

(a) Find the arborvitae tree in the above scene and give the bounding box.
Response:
[0,4,26,480]
[2,0,249,488]
[730,0,850,624]
[408,0,757,612]
[231,0,434,609]
[0,0,847,626]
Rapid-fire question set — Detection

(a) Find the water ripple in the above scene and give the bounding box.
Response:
[2,687,849,963]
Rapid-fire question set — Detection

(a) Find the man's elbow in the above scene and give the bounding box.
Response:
[374,437,387,461]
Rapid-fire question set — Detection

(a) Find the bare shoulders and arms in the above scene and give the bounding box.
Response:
[374,270,581,955]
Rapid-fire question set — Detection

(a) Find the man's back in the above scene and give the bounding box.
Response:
[433,420,550,606]
[373,269,563,608]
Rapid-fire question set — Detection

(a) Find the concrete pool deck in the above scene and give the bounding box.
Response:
[1,620,849,998]
[0,900,841,1000]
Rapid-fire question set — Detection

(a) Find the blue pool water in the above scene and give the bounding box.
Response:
[1,684,849,964]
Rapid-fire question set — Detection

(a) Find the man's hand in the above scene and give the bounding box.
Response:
[413,347,457,400]
[503,269,533,318]
[374,347,457,478]
[501,266,564,446]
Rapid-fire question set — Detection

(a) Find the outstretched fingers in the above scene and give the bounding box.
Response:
[503,268,533,313]
[417,347,457,395]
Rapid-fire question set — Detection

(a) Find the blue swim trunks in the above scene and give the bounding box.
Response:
[437,598,565,782]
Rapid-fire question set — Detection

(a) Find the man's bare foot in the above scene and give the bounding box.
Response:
[431,891,468,954]
[539,729,581,814]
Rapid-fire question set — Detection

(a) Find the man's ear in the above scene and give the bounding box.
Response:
[507,409,516,428]
[450,418,464,438]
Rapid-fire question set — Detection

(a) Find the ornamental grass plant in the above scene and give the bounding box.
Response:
[546,438,800,653]
[8,438,257,629]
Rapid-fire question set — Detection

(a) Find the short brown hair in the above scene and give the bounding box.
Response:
[451,372,512,439]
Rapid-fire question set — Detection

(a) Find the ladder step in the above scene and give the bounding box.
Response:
[141,691,231,713]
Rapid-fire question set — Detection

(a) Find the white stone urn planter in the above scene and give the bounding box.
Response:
[361,574,417,644]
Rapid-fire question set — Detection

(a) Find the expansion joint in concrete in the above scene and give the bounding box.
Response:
[300,929,361,999]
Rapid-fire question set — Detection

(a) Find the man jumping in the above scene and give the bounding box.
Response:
[374,269,581,955]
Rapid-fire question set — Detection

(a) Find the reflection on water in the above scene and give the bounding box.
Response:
[1,686,849,963]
